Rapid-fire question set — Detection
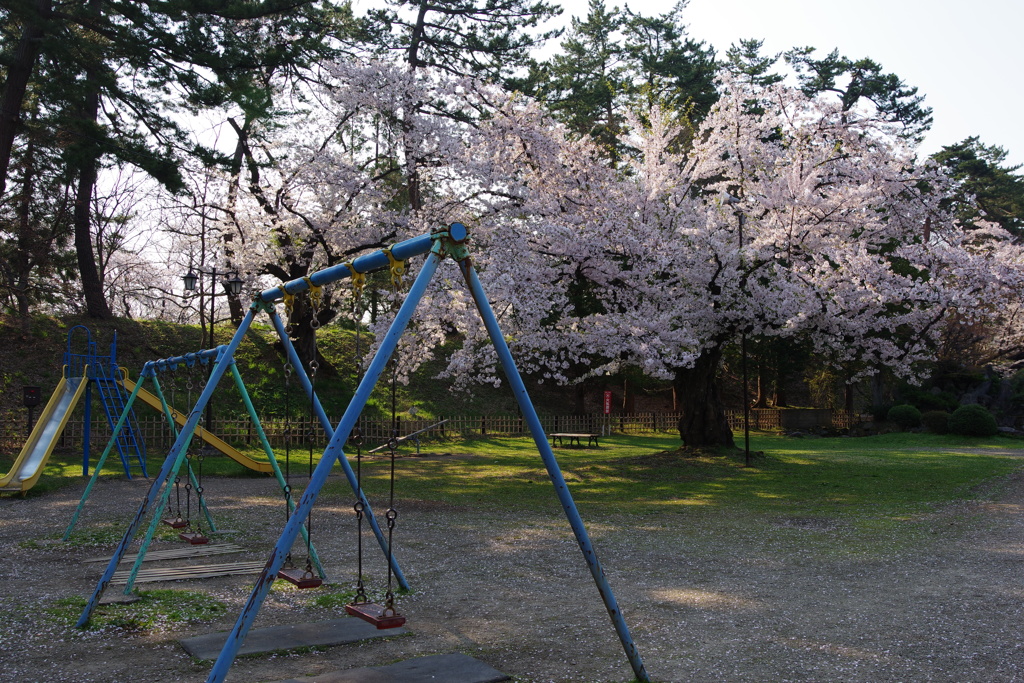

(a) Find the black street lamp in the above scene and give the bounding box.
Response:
[182,266,244,436]
[726,194,752,466]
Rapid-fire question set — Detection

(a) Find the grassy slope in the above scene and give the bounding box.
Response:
[0,313,577,455]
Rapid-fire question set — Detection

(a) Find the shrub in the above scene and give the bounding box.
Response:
[887,404,922,430]
[921,410,950,434]
[948,404,998,437]
[900,386,959,412]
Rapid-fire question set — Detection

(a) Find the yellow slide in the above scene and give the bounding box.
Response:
[2,375,89,494]
[119,377,272,473]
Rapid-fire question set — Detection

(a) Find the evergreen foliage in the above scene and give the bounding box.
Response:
[784,47,933,141]
[933,137,1024,236]
[948,404,999,437]
[887,404,922,430]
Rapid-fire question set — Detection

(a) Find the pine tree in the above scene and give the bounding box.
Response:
[724,38,783,89]
[621,2,717,123]
[0,0,351,318]
[785,47,933,141]
[370,0,562,84]
[933,137,1024,236]
[536,0,626,159]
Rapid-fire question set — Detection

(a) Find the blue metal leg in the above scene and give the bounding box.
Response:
[458,258,651,683]
[204,249,442,683]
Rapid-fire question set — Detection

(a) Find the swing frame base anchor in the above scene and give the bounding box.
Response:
[345,601,406,629]
[278,567,323,589]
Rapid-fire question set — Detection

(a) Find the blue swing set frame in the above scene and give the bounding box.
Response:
[75,223,650,683]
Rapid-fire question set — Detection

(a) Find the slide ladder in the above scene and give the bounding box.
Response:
[65,326,147,478]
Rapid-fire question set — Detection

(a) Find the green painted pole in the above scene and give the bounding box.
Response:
[122,360,222,593]
[229,361,326,579]
[151,374,216,534]
[78,315,256,626]
[62,364,150,541]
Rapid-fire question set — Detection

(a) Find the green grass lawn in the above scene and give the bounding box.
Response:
[319,432,1024,521]
[29,432,1024,528]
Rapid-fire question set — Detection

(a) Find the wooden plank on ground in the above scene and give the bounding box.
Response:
[83,543,247,564]
[109,560,267,584]
[273,654,511,683]
[181,618,407,660]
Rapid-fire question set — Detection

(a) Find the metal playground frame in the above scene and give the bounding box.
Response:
[76,223,650,683]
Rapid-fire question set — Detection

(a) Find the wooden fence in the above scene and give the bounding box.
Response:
[1,409,861,453]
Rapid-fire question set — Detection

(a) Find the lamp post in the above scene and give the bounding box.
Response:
[725,194,752,466]
[182,266,244,435]
[738,208,751,467]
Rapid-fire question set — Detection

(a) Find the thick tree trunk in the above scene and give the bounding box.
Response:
[752,370,769,408]
[284,295,337,377]
[673,346,736,448]
[573,383,586,414]
[0,0,52,199]
[14,131,37,331]
[72,80,110,319]
[402,1,429,211]
[774,365,788,407]
[224,116,249,325]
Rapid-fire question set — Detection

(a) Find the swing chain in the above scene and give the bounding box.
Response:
[183,452,194,529]
[282,359,293,520]
[304,276,323,330]
[283,290,296,335]
[193,451,206,534]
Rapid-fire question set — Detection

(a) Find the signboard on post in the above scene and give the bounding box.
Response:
[603,390,612,415]
[23,386,41,436]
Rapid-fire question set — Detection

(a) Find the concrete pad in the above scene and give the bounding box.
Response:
[274,653,511,683]
[180,617,406,660]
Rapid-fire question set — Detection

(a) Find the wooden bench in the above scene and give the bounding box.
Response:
[548,433,600,448]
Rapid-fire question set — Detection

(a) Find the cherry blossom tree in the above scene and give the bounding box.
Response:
[412,75,1019,448]
[226,58,1021,447]
[558,80,1018,446]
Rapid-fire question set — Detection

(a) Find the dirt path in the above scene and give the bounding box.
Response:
[2,461,1024,682]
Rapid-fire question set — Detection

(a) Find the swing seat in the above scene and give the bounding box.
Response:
[162,516,188,529]
[345,601,406,629]
[179,531,209,545]
[278,567,323,589]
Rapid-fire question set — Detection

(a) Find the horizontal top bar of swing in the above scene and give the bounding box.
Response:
[140,347,228,376]
[257,232,436,304]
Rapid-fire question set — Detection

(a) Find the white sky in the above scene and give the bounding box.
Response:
[561,0,1024,166]
[350,0,1022,166]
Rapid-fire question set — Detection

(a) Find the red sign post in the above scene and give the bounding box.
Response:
[603,390,612,415]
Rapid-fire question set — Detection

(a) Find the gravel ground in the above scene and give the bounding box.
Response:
[2,450,1024,682]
